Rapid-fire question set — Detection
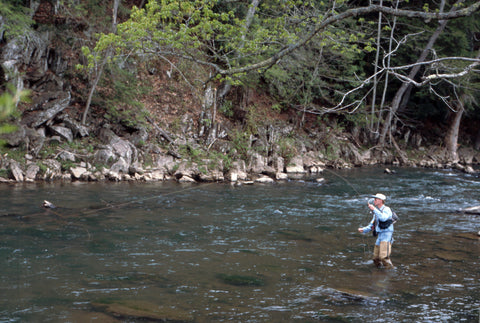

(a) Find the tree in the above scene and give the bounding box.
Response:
[87,0,480,145]
[80,0,121,125]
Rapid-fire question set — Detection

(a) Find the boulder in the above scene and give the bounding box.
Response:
[9,160,24,182]
[227,171,238,182]
[255,175,274,184]
[111,137,136,165]
[286,156,306,173]
[463,165,475,174]
[93,147,116,166]
[198,170,224,182]
[174,161,198,179]
[25,163,40,181]
[41,159,62,180]
[155,154,176,173]
[110,157,129,174]
[178,175,196,183]
[70,166,88,180]
[229,160,248,180]
[26,91,71,128]
[276,172,288,180]
[458,205,480,215]
[58,151,76,162]
[58,114,89,137]
[272,156,285,173]
[49,125,73,142]
[249,152,267,174]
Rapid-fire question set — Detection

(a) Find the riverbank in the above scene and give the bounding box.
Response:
[0,127,478,184]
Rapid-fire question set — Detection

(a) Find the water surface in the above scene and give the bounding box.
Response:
[0,167,478,322]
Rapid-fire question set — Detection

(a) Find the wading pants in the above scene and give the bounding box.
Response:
[373,241,394,268]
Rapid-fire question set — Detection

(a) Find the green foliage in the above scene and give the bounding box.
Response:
[60,161,76,172]
[90,0,369,86]
[271,103,284,113]
[178,144,205,164]
[0,86,30,145]
[277,137,297,163]
[228,128,251,160]
[220,100,234,118]
[79,0,480,142]
[263,33,366,109]
[37,162,48,175]
[94,67,151,129]
[38,142,60,160]
[0,86,29,123]
[0,169,9,178]
[0,0,33,39]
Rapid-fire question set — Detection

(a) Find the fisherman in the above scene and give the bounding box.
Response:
[358,193,394,269]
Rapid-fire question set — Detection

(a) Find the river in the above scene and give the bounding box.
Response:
[0,167,478,322]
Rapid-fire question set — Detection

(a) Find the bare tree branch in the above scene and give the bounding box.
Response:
[390,50,480,87]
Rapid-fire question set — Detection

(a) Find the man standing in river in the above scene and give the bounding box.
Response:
[358,193,394,269]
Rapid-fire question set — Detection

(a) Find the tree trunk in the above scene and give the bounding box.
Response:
[445,94,466,163]
[218,0,260,101]
[81,0,120,125]
[369,0,383,136]
[379,0,452,146]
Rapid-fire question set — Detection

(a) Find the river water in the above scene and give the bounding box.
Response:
[0,167,478,322]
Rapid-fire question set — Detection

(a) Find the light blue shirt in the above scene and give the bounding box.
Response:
[361,205,394,245]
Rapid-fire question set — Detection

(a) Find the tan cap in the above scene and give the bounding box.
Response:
[371,193,386,201]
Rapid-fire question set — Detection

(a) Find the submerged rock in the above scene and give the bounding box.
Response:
[216,273,265,286]
[435,251,466,262]
[311,286,382,304]
[91,301,194,322]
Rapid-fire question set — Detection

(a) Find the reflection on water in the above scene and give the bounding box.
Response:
[0,167,478,322]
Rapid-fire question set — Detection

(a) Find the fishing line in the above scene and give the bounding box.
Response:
[72,181,216,217]
[322,168,362,196]
[322,168,374,256]
[33,182,216,241]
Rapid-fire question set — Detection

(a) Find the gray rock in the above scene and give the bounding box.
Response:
[50,125,73,142]
[58,151,76,162]
[255,175,274,184]
[58,114,89,137]
[94,147,116,166]
[70,166,87,180]
[178,175,196,183]
[28,92,71,128]
[25,164,40,181]
[286,156,305,173]
[110,157,129,174]
[9,160,24,182]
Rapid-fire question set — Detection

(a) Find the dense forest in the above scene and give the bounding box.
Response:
[0,0,480,182]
